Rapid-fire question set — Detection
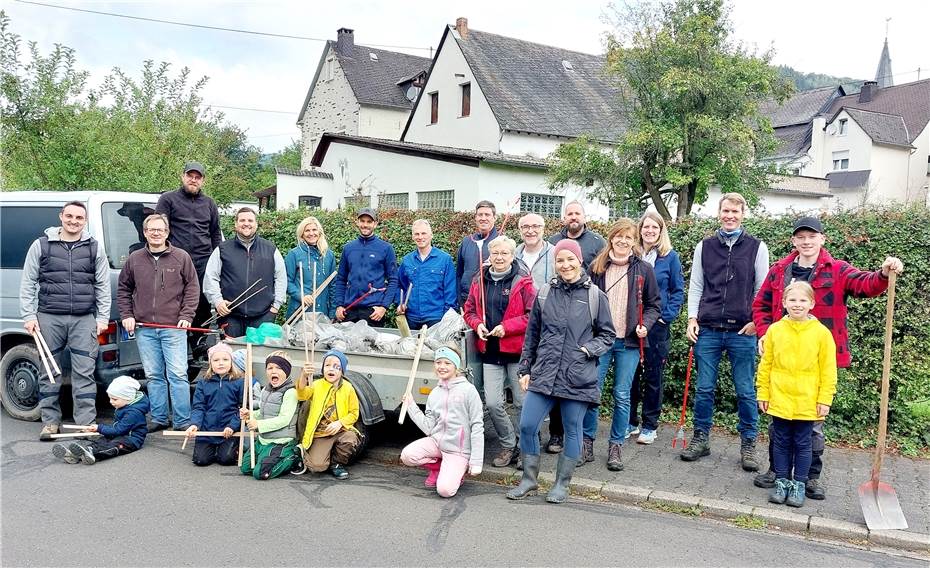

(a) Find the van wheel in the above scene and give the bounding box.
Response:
[0,344,43,421]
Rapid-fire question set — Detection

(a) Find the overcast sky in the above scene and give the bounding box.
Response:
[5,0,928,154]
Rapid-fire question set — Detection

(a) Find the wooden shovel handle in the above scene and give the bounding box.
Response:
[398,325,429,424]
[871,271,896,483]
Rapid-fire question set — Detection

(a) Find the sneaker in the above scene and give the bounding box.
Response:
[754,470,777,489]
[545,435,563,454]
[331,464,349,480]
[606,442,624,471]
[290,447,307,475]
[637,429,657,445]
[625,425,640,439]
[51,443,79,464]
[492,447,518,468]
[680,430,710,462]
[740,437,760,472]
[69,443,95,465]
[768,478,789,504]
[786,480,806,508]
[39,424,59,441]
[805,478,826,500]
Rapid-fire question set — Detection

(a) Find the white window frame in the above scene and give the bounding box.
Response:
[520,192,564,218]
[838,118,848,136]
[831,150,850,171]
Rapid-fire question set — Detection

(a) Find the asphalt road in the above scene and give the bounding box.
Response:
[1,411,925,567]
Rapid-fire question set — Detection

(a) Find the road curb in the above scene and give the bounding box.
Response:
[361,447,929,553]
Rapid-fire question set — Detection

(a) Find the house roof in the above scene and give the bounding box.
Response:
[275,166,333,179]
[825,79,930,144]
[760,86,843,128]
[770,123,813,159]
[840,108,911,147]
[827,170,871,189]
[765,174,830,197]
[297,39,431,123]
[310,132,549,169]
[426,26,625,141]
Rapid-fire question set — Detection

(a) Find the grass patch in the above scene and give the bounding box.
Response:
[731,514,767,530]
[643,501,702,517]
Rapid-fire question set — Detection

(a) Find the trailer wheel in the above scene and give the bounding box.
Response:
[0,344,43,421]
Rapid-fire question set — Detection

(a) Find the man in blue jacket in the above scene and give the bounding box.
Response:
[397,219,457,329]
[455,200,498,308]
[334,208,398,327]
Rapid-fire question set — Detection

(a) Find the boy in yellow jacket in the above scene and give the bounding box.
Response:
[756,281,837,508]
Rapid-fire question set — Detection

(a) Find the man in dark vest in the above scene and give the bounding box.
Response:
[681,192,769,471]
[156,161,222,327]
[203,208,286,338]
[20,201,111,440]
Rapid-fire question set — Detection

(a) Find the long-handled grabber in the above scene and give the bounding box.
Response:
[672,346,694,449]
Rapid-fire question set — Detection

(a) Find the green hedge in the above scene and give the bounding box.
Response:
[229,206,930,455]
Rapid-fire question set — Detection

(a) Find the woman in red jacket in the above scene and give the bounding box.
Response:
[464,235,536,468]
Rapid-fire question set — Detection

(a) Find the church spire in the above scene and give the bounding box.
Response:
[875,21,893,88]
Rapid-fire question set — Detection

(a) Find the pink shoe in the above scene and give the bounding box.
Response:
[423,460,441,488]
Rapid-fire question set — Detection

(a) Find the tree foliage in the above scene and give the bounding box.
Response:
[548,0,793,220]
[0,12,271,204]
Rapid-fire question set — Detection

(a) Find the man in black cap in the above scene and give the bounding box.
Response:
[333,208,398,327]
[156,162,222,329]
[751,215,903,500]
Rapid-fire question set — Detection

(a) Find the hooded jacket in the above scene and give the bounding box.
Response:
[296,378,360,450]
[519,274,616,404]
[284,242,336,319]
[515,241,556,291]
[590,255,662,349]
[455,227,499,307]
[156,186,221,277]
[99,394,150,449]
[117,244,200,325]
[463,263,536,356]
[190,373,245,444]
[756,316,838,421]
[753,247,889,368]
[405,375,484,471]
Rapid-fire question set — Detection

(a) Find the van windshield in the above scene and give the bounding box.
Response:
[102,202,157,268]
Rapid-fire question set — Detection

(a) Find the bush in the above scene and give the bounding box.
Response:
[234,205,930,455]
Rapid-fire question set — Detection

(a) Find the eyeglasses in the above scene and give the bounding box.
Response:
[519,224,544,230]
[489,251,512,256]
[145,228,167,234]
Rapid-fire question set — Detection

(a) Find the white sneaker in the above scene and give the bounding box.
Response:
[624,425,640,439]
[637,429,657,445]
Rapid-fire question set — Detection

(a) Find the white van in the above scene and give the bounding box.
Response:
[0,191,160,420]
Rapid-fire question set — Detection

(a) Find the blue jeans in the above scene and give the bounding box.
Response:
[771,417,814,482]
[137,327,191,426]
[583,339,640,443]
[692,328,758,439]
[518,392,588,460]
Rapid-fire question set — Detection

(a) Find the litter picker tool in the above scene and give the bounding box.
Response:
[344,283,387,312]
[672,346,694,449]
[238,347,250,467]
[284,271,337,327]
[398,325,429,424]
[35,328,61,376]
[32,331,57,384]
[858,271,908,530]
[247,343,255,469]
[396,283,413,338]
[299,265,310,363]
[164,431,248,438]
[637,275,645,364]
[202,280,266,326]
[138,322,224,334]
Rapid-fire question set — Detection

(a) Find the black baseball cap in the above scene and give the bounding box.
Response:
[356,207,378,221]
[183,161,205,176]
[792,216,823,234]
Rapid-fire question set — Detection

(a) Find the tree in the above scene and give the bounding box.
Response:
[0,12,268,204]
[548,0,793,219]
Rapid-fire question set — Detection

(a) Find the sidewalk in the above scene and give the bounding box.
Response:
[367,419,930,553]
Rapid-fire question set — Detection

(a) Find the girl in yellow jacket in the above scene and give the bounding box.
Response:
[756,281,837,508]
[293,350,360,480]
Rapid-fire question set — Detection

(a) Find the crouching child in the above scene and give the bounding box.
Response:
[53,376,149,465]
[239,352,301,480]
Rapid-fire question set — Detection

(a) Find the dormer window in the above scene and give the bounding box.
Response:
[369,52,378,61]
[838,118,848,136]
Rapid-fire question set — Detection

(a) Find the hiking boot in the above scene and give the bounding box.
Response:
[545,435,563,454]
[769,478,790,504]
[39,424,59,441]
[423,460,441,488]
[577,437,595,467]
[805,478,826,500]
[625,424,640,440]
[740,437,760,471]
[786,480,806,508]
[492,447,518,468]
[637,429,657,445]
[506,454,540,500]
[546,453,577,504]
[147,422,170,433]
[680,430,710,461]
[51,444,79,464]
[606,442,624,471]
[754,470,777,489]
[331,464,349,480]
[70,443,95,465]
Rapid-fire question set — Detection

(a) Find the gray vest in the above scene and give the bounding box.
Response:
[259,378,297,440]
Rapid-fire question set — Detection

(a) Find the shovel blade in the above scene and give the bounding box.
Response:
[396,314,411,338]
[858,479,908,531]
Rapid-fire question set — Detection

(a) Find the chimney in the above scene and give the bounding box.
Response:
[859,80,877,103]
[455,17,469,39]
[336,27,354,54]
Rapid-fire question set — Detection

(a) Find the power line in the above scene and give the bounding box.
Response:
[209,104,295,115]
[14,0,434,52]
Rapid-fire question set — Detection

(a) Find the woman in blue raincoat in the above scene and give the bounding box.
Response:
[284,216,336,319]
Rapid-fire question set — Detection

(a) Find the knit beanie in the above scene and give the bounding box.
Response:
[266,354,292,377]
[208,342,233,360]
[321,350,349,374]
[232,349,247,374]
[553,239,583,263]
[107,375,141,401]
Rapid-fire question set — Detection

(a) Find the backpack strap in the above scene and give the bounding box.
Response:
[537,281,598,325]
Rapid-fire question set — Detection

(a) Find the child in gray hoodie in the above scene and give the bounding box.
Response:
[401,346,484,497]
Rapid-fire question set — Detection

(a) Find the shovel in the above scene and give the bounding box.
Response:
[396,283,413,338]
[672,346,694,449]
[858,271,908,531]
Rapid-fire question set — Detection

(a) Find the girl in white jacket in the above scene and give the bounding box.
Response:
[401,346,484,497]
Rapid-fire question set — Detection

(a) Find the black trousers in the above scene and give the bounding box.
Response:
[220,312,275,338]
[192,438,239,466]
[629,322,671,431]
[87,437,138,461]
[344,305,385,328]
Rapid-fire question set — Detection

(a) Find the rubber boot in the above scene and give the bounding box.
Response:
[506,454,540,500]
[423,460,441,488]
[546,453,577,504]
